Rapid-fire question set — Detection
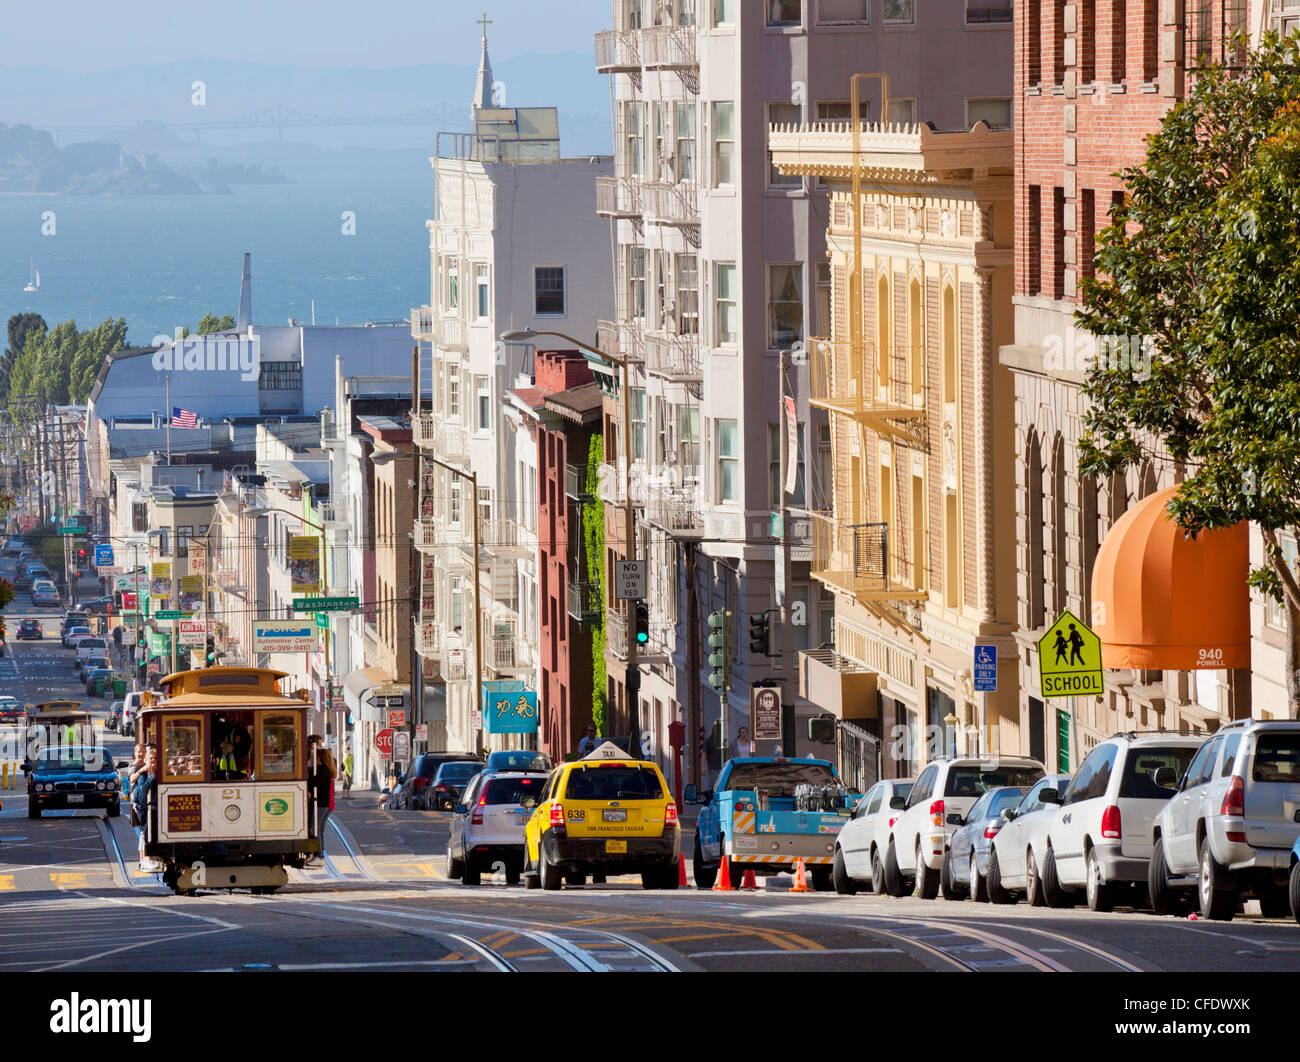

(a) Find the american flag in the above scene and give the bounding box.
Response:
[171,407,198,428]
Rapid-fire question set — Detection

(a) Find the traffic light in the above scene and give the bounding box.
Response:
[707,610,729,692]
[634,601,650,647]
[748,613,771,656]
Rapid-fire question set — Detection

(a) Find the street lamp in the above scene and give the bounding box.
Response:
[501,327,641,753]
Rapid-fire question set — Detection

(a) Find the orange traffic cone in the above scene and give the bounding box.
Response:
[741,868,758,891]
[678,853,689,888]
[712,855,735,892]
[790,858,811,893]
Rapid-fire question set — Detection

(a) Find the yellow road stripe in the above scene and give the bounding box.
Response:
[50,873,88,886]
[0,876,13,891]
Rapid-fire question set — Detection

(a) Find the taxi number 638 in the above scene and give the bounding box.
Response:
[566,809,585,822]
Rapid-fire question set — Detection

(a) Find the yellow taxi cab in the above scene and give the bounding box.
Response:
[524,742,679,891]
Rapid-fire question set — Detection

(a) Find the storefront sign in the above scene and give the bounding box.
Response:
[166,792,203,833]
[259,793,295,832]
[178,619,208,646]
[253,623,319,654]
[484,690,539,735]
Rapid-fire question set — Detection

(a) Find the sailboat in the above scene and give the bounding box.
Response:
[23,259,39,293]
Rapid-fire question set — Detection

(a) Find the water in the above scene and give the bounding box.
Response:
[0,165,433,347]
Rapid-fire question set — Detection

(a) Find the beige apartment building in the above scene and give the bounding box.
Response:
[771,119,1016,778]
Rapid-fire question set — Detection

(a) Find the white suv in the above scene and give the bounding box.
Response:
[1042,732,1202,912]
[883,756,1045,899]
[1148,720,1300,921]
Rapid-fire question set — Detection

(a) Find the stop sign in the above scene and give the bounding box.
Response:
[374,728,395,757]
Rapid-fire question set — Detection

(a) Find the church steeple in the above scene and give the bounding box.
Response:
[472,12,495,117]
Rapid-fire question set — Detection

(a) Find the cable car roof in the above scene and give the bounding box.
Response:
[143,668,308,711]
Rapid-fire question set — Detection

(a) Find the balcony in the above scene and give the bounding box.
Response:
[416,621,441,657]
[489,630,534,676]
[414,516,471,554]
[565,463,593,501]
[435,316,468,352]
[595,28,642,73]
[412,412,439,449]
[643,480,704,538]
[644,330,701,381]
[810,512,927,604]
[567,580,603,624]
[596,175,643,219]
[642,181,699,228]
[597,319,644,364]
[411,307,434,341]
[439,423,469,463]
[462,517,530,559]
[641,24,698,70]
[807,338,926,429]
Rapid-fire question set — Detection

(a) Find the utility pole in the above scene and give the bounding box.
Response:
[778,349,796,756]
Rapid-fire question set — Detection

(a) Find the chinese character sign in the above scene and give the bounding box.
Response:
[483,691,539,735]
[289,536,321,594]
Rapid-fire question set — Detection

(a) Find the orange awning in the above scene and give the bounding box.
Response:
[1089,486,1250,671]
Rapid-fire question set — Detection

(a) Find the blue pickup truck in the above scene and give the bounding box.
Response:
[689,757,858,891]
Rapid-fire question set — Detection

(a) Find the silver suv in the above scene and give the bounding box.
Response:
[883,755,1045,899]
[1148,719,1300,921]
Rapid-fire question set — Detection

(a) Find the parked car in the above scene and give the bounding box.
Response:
[833,777,915,895]
[1043,732,1203,912]
[1291,837,1300,925]
[884,756,1046,899]
[4,538,25,556]
[80,654,111,682]
[394,752,480,810]
[80,596,115,615]
[121,692,143,737]
[17,619,43,640]
[485,749,553,773]
[446,770,548,885]
[85,667,117,697]
[1148,719,1300,920]
[430,760,486,811]
[106,701,124,733]
[942,786,1031,902]
[987,774,1073,906]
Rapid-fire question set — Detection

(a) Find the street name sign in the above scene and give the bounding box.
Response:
[58,525,86,536]
[1037,610,1105,698]
[156,610,191,621]
[293,596,360,613]
[614,559,647,602]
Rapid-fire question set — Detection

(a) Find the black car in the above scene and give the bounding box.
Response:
[17,619,43,640]
[26,746,121,818]
[430,760,486,811]
[395,752,480,810]
[80,596,115,615]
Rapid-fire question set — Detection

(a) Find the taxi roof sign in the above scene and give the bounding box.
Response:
[583,741,633,761]
[1036,609,1105,699]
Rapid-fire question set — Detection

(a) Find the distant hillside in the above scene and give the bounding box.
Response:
[0,123,202,194]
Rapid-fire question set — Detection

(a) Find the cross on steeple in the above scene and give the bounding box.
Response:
[478,12,492,39]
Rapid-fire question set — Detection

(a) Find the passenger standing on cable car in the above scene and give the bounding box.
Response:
[308,736,336,865]
[133,745,160,873]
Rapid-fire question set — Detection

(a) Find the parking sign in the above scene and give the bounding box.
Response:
[974,644,998,693]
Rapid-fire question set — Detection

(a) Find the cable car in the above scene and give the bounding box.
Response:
[21,702,94,767]
[138,668,322,895]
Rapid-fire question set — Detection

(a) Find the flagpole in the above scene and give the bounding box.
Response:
[166,374,171,465]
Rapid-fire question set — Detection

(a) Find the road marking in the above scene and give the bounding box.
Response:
[690,947,902,958]
[50,872,89,886]
[0,876,13,890]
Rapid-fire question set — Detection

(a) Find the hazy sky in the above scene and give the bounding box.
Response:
[7,0,609,72]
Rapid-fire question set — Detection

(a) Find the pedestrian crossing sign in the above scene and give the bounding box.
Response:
[1036,610,1105,699]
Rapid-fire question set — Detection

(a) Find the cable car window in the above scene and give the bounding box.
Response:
[163,716,205,782]
[211,712,254,781]
[259,713,300,779]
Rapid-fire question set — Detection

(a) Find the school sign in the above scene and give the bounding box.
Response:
[1036,610,1104,698]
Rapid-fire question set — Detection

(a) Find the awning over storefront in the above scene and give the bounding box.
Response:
[1090,486,1250,670]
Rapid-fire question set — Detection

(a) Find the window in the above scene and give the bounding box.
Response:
[768,263,804,348]
[1063,743,1118,804]
[259,361,302,391]
[712,102,736,187]
[675,253,699,334]
[906,765,937,807]
[888,98,917,125]
[1027,185,1042,296]
[1080,188,1096,283]
[715,263,738,344]
[623,101,644,178]
[1252,734,1300,782]
[715,0,737,25]
[1142,0,1159,80]
[258,713,300,779]
[818,0,868,24]
[535,267,566,316]
[625,247,647,319]
[967,98,1013,130]
[1121,745,1201,798]
[1265,535,1297,629]
[768,103,802,186]
[1219,734,1242,778]
[448,372,461,419]
[476,375,491,433]
[163,716,205,782]
[1079,0,1096,82]
[769,423,782,508]
[767,0,802,25]
[817,100,855,122]
[449,481,462,526]
[1110,0,1127,82]
[966,0,1012,22]
[1027,0,1042,85]
[678,405,700,466]
[630,388,646,462]
[446,260,459,310]
[475,264,490,320]
[716,420,740,503]
[883,0,914,23]
[1052,186,1066,300]
[674,103,696,182]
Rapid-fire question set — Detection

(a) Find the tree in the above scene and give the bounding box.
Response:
[1077,33,1300,718]
[196,313,235,334]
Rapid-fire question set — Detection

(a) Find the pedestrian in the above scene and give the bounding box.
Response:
[133,744,160,872]
[308,736,336,864]
[341,747,354,798]
[731,726,754,761]
[577,723,600,757]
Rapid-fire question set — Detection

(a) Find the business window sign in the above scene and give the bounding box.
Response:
[289,536,321,594]
[253,623,320,654]
[483,690,539,735]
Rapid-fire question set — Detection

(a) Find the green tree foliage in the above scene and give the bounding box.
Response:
[1,312,47,404]
[197,313,235,334]
[1077,33,1300,716]
[6,317,129,407]
[584,434,607,736]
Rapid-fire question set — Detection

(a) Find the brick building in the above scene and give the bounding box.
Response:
[999,2,1261,769]
[512,351,603,762]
